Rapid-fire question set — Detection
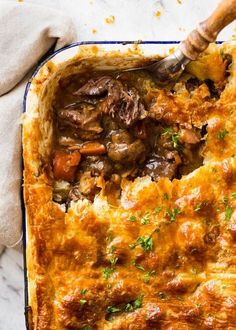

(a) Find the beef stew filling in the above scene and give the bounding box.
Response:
[52,71,207,206]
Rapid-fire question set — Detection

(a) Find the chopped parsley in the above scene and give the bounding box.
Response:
[231,192,236,199]
[222,197,228,204]
[106,234,114,242]
[103,267,115,279]
[162,127,181,149]
[80,288,88,295]
[154,207,162,214]
[106,306,121,313]
[194,203,202,212]
[137,236,154,251]
[196,303,201,308]
[143,270,156,284]
[110,257,118,266]
[129,243,136,250]
[163,192,169,200]
[79,299,87,305]
[217,129,229,140]
[132,260,145,271]
[124,303,133,312]
[107,296,144,315]
[141,213,150,225]
[129,215,137,222]
[82,326,91,330]
[125,296,143,312]
[172,133,181,149]
[133,296,143,308]
[109,245,116,253]
[158,292,166,299]
[162,127,173,136]
[165,207,181,222]
[225,205,233,221]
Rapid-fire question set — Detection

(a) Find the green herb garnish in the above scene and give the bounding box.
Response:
[154,207,162,214]
[225,205,233,221]
[109,245,116,253]
[143,270,156,284]
[129,215,137,222]
[137,236,154,251]
[110,257,118,266]
[79,299,87,305]
[107,296,144,314]
[133,296,143,308]
[158,292,166,299]
[165,207,181,222]
[231,192,236,199]
[162,127,173,136]
[125,296,143,312]
[106,306,121,313]
[103,267,114,279]
[217,129,229,140]
[194,203,202,212]
[222,197,228,204]
[80,288,88,295]
[163,192,169,200]
[106,234,114,242]
[132,260,145,271]
[172,133,181,149]
[141,213,150,225]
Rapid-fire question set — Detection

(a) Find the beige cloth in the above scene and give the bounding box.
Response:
[0,1,76,248]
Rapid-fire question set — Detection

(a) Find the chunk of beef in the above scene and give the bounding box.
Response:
[79,156,113,178]
[204,79,222,99]
[74,76,112,96]
[141,154,177,181]
[57,105,103,141]
[106,83,147,127]
[74,76,147,127]
[68,171,100,202]
[185,78,201,93]
[107,130,146,164]
[58,107,102,132]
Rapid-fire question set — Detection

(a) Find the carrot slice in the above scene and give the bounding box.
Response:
[80,142,106,155]
[53,150,81,182]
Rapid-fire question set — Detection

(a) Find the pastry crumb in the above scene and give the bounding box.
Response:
[177,0,182,3]
[17,0,24,2]
[105,15,115,24]
[154,10,161,17]
[169,47,175,54]
[92,28,97,34]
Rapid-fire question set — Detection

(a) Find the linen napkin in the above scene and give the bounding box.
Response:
[0,1,76,248]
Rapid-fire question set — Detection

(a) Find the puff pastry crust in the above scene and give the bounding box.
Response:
[23,42,236,330]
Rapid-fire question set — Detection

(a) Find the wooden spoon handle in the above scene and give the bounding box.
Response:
[180,0,236,60]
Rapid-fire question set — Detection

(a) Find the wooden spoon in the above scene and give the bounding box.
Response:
[132,0,236,83]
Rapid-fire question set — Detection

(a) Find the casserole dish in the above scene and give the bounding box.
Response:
[23,40,236,330]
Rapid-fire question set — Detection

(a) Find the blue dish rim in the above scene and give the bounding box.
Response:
[22,40,224,329]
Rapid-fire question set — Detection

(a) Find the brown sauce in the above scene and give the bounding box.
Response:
[52,70,207,206]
